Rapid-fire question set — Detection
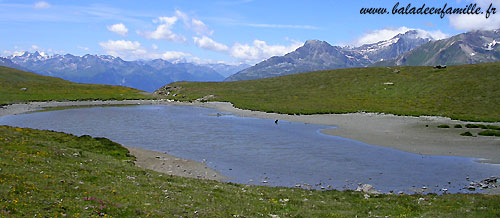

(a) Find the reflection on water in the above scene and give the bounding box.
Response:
[1,105,498,193]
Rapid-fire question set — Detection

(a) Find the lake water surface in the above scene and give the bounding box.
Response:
[1,105,498,193]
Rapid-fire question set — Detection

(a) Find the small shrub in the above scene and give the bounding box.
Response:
[466,124,498,129]
[465,124,480,128]
[454,124,462,128]
[478,130,500,137]
[460,131,473,136]
[78,135,93,140]
[486,125,500,130]
[437,124,450,128]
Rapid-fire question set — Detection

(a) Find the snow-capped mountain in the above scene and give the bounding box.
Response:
[2,52,242,92]
[0,57,24,70]
[226,30,432,81]
[374,29,500,66]
[350,30,433,62]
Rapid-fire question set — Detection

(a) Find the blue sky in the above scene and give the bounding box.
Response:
[1,0,499,64]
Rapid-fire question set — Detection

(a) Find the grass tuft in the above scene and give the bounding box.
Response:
[478,130,500,137]
[460,131,474,136]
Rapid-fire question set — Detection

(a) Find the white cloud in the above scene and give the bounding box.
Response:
[230,40,303,62]
[175,10,213,35]
[107,23,128,36]
[449,0,500,31]
[2,50,25,57]
[34,1,51,9]
[193,36,228,52]
[141,16,186,42]
[156,16,178,26]
[77,46,89,51]
[191,18,214,35]
[139,10,214,42]
[99,40,147,59]
[99,40,141,51]
[159,51,191,61]
[174,10,189,23]
[99,40,194,61]
[353,27,448,46]
[152,44,158,50]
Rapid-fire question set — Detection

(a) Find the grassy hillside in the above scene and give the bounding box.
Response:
[165,62,500,122]
[0,66,153,105]
[1,126,498,217]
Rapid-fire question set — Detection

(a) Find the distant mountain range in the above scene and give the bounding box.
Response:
[0,57,24,70]
[1,52,247,92]
[227,29,500,81]
[3,29,500,88]
[372,29,500,66]
[225,30,433,81]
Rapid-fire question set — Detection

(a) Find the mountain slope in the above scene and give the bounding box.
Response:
[375,29,500,66]
[226,40,369,81]
[351,30,432,62]
[226,30,432,81]
[162,62,500,122]
[203,63,251,78]
[0,66,150,105]
[3,52,227,92]
[0,57,25,70]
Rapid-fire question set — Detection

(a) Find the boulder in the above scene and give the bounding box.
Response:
[355,184,380,194]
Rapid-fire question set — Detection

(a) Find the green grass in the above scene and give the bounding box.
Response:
[466,124,485,128]
[454,124,463,128]
[166,62,500,122]
[0,66,154,105]
[485,125,500,130]
[437,124,450,128]
[478,130,500,137]
[465,124,500,130]
[460,131,474,136]
[1,126,499,217]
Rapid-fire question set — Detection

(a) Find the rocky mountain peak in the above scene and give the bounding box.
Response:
[395,30,420,38]
[304,40,330,47]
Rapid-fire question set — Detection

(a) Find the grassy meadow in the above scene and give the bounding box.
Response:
[0,65,499,216]
[166,62,500,122]
[1,126,499,217]
[0,66,153,105]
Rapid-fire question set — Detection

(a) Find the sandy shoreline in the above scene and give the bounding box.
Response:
[200,102,500,164]
[1,100,500,166]
[126,146,230,181]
